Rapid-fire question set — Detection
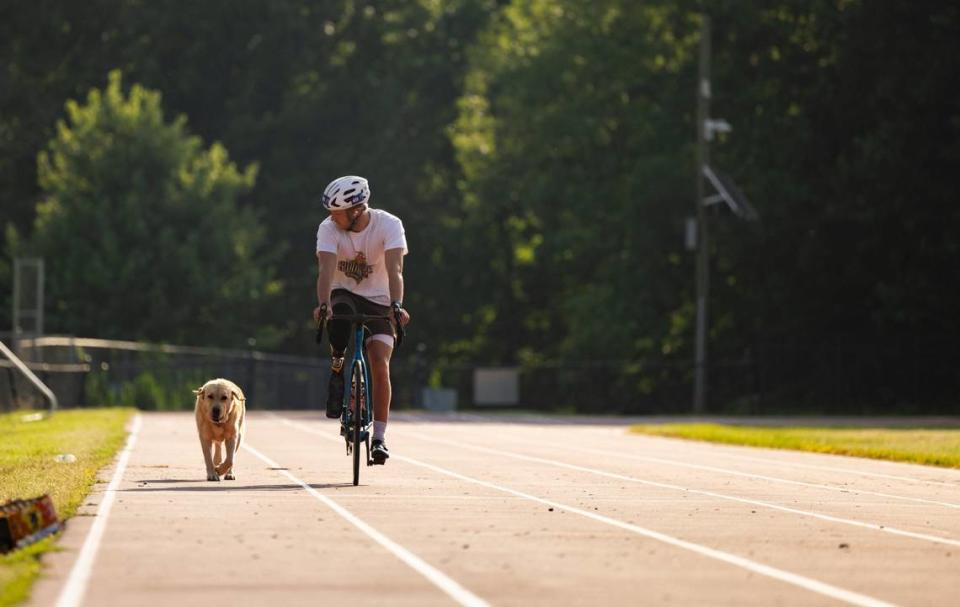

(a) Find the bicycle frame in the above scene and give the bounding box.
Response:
[316,307,404,485]
[342,320,374,463]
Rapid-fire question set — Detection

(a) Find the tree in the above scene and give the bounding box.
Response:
[0,1,501,353]
[705,1,960,409]
[451,0,699,368]
[28,71,281,347]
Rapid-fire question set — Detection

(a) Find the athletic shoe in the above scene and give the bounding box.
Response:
[371,439,389,465]
[326,370,345,418]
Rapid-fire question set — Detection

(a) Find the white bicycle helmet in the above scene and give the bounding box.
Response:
[321,175,370,211]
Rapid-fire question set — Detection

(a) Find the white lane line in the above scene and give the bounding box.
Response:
[693,451,960,489]
[277,417,895,607]
[241,442,489,607]
[331,494,526,500]
[400,431,960,549]
[443,423,960,510]
[55,414,142,607]
[277,412,960,495]
[281,418,893,607]
[564,445,960,510]
[395,456,898,607]
[446,414,960,489]
[329,494,714,503]
[513,419,960,487]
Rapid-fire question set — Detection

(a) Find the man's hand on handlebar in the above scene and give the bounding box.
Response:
[391,302,408,347]
[313,302,331,324]
[314,303,329,344]
[391,302,411,327]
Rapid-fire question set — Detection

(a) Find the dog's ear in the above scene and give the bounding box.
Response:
[194,387,204,396]
[231,390,246,402]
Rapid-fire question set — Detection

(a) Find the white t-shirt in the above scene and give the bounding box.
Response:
[315,208,408,306]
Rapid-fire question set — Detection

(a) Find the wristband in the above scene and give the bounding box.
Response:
[391,301,403,309]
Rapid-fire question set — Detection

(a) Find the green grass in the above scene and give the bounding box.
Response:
[0,408,135,607]
[629,423,960,468]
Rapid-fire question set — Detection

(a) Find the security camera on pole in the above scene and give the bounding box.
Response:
[691,15,758,414]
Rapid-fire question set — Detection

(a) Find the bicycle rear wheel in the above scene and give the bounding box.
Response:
[351,359,365,486]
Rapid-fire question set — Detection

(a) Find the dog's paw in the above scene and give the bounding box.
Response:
[224,472,235,480]
[215,461,233,476]
[206,471,221,481]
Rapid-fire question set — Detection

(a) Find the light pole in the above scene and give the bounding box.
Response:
[691,15,759,414]
[693,15,711,414]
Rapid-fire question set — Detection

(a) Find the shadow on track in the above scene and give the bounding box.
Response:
[124,480,355,492]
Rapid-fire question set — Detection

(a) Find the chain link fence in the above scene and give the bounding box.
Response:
[2,335,956,415]
[2,336,332,412]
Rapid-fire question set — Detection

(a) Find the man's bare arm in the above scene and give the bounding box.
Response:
[314,252,337,321]
[385,247,410,326]
[385,248,405,305]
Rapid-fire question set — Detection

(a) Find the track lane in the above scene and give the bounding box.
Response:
[407,416,960,511]
[30,411,960,607]
[344,414,958,606]
[404,421,960,539]
[30,412,480,607]
[273,414,864,606]
[277,414,914,606]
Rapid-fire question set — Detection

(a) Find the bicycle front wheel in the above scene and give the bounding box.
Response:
[351,359,365,486]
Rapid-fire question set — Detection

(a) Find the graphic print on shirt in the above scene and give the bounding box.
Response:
[338,251,373,283]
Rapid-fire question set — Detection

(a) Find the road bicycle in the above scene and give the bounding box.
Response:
[316,305,404,485]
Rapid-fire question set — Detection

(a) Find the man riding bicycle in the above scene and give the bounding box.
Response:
[313,175,410,464]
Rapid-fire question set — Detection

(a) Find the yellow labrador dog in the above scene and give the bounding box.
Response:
[194,378,246,481]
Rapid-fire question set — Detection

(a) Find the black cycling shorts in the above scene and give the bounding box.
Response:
[328,289,395,352]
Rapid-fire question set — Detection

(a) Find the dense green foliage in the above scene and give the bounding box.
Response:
[1,1,958,411]
[2,0,498,347]
[27,72,278,345]
[449,0,960,411]
[451,2,700,366]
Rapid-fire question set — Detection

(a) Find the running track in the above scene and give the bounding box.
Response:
[28,412,960,606]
